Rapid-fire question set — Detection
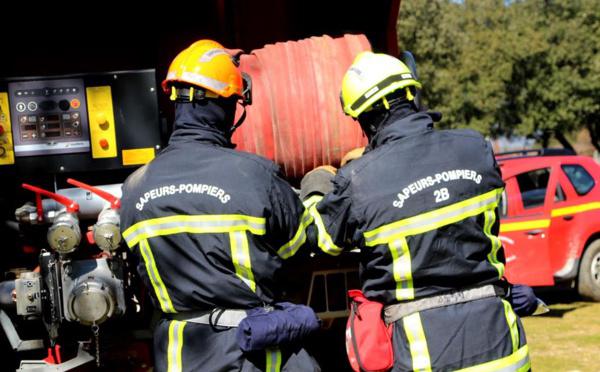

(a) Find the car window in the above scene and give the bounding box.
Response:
[562,164,595,195]
[516,168,550,209]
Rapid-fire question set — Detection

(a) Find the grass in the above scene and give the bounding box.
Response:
[521,294,600,372]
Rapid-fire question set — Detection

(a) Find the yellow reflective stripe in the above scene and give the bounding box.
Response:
[139,239,176,313]
[265,347,282,372]
[167,320,186,372]
[403,312,432,372]
[302,194,323,209]
[308,203,343,256]
[123,214,267,248]
[230,231,256,292]
[495,202,600,232]
[365,188,502,246]
[484,209,505,278]
[502,299,519,353]
[552,201,600,217]
[499,219,550,233]
[390,237,414,301]
[303,194,344,255]
[455,345,530,372]
[277,208,314,259]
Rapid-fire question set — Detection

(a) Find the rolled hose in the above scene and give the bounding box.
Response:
[233,34,371,180]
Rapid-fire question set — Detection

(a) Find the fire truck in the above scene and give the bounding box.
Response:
[0,1,398,370]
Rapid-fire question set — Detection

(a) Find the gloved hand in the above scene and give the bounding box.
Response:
[299,165,337,201]
[236,303,321,352]
[340,147,365,167]
[509,284,548,316]
[427,111,443,122]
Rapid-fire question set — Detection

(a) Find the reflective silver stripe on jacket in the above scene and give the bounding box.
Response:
[169,309,248,328]
[123,214,267,248]
[384,284,501,324]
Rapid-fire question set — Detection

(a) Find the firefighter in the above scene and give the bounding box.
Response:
[120,40,320,372]
[301,52,531,371]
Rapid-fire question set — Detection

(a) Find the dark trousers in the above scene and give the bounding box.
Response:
[390,297,530,371]
[153,319,321,372]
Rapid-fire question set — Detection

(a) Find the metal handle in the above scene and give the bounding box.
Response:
[563,215,574,221]
[22,184,80,220]
[526,229,544,236]
[66,178,121,210]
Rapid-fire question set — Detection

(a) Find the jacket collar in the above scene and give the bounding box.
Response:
[168,101,235,148]
[369,111,434,149]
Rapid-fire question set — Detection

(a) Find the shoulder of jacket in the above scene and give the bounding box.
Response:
[337,144,391,181]
[438,128,486,142]
[223,148,280,173]
[122,164,149,192]
[169,142,280,174]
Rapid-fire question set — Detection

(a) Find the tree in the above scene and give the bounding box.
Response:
[399,0,519,133]
[397,0,600,151]
[505,0,600,151]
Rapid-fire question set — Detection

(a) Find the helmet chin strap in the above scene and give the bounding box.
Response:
[230,99,247,134]
[358,104,392,140]
[231,72,252,134]
[370,110,391,139]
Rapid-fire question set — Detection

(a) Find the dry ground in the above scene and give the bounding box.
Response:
[522,291,600,371]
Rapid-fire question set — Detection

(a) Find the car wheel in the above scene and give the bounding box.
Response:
[578,239,600,301]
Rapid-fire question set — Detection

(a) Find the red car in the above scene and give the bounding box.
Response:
[498,149,600,300]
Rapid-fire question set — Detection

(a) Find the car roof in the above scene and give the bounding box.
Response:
[497,154,598,179]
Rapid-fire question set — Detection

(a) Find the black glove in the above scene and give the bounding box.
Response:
[509,284,539,317]
[299,166,336,201]
[427,111,442,122]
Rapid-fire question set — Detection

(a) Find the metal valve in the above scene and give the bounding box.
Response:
[66,179,122,252]
[22,183,81,254]
[47,212,81,254]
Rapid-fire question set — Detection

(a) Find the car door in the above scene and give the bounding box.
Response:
[500,167,554,286]
[546,165,580,280]
[549,162,599,281]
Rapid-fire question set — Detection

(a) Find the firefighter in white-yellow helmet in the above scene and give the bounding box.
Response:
[301,51,531,371]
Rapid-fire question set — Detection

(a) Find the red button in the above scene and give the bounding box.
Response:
[70,99,80,109]
[99,139,109,149]
[0,125,4,135]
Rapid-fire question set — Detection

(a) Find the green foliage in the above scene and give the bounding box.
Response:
[397,0,600,148]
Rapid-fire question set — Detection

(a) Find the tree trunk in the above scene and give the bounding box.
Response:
[540,131,551,148]
[587,123,600,153]
[554,131,575,152]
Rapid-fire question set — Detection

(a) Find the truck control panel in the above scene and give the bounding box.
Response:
[9,78,90,157]
[0,70,162,174]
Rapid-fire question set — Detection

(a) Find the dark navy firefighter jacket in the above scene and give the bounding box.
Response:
[306,107,530,371]
[120,101,318,372]
[121,104,311,313]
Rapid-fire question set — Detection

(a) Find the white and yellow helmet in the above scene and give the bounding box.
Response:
[340,52,422,118]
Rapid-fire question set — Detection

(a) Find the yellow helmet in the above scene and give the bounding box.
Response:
[340,52,422,118]
[162,39,243,99]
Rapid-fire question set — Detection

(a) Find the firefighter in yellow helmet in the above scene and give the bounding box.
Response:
[120,40,320,372]
[302,51,531,371]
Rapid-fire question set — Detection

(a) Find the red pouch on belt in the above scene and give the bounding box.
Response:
[345,289,394,372]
